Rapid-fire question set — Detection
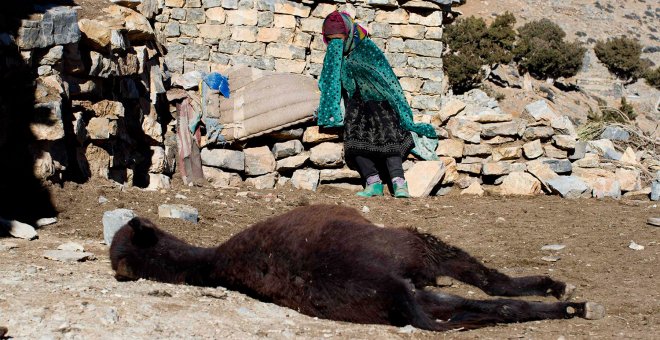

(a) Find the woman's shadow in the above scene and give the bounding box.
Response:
[0,0,75,230]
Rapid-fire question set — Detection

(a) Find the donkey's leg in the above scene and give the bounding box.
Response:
[416,291,605,331]
[420,236,574,300]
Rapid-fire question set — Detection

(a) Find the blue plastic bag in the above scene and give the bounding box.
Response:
[203,72,230,98]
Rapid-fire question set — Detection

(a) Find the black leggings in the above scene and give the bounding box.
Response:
[354,155,405,180]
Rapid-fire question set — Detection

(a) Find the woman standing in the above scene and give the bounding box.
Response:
[317,11,438,198]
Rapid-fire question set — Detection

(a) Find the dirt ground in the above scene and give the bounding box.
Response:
[1,178,658,339]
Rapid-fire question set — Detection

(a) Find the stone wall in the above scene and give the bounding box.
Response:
[2,3,174,189]
[155,0,447,115]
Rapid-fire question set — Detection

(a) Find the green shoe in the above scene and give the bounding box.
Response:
[393,182,410,198]
[356,182,384,197]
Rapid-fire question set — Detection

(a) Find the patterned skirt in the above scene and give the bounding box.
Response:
[343,93,413,158]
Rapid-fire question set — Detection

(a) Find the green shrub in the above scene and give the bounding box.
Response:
[443,48,485,93]
[514,19,586,79]
[645,66,660,89]
[594,36,645,81]
[442,12,517,92]
[601,97,637,123]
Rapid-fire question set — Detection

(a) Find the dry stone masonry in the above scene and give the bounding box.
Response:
[3,0,659,201]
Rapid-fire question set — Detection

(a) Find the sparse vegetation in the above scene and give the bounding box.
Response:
[442,12,517,93]
[513,19,586,79]
[645,66,660,89]
[594,36,645,82]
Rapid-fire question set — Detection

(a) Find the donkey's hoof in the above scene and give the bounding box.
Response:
[584,302,606,320]
[559,283,577,301]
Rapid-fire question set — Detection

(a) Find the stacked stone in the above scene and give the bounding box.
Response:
[173,82,655,199]
[8,3,174,188]
[432,89,653,199]
[156,0,447,115]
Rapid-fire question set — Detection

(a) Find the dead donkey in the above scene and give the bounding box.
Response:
[110,204,604,331]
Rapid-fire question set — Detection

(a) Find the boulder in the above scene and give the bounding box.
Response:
[599,126,630,141]
[523,126,555,141]
[291,169,320,191]
[573,153,599,168]
[17,6,81,49]
[619,147,639,166]
[302,126,341,143]
[319,168,360,182]
[499,172,542,196]
[435,139,464,158]
[405,161,446,197]
[201,148,245,171]
[309,142,344,168]
[446,117,481,143]
[102,209,136,245]
[439,157,459,185]
[615,168,641,192]
[546,176,590,199]
[202,166,243,187]
[244,146,277,176]
[463,144,492,157]
[461,182,484,196]
[543,145,568,159]
[456,162,482,175]
[245,172,278,189]
[78,5,154,50]
[436,98,466,124]
[276,152,310,172]
[542,158,572,174]
[523,140,544,159]
[569,141,587,160]
[158,204,199,223]
[552,135,576,150]
[271,140,304,159]
[521,100,559,124]
[482,162,511,176]
[492,146,522,161]
[526,159,559,191]
[145,174,171,191]
[551,116,577,137]
[481,120,526,138]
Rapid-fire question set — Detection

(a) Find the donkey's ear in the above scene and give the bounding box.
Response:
[127,217,158,247]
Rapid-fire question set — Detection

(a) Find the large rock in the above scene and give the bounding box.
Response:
[17,6,81,49]
[302,126,340,143]
[546,176,590,199]
[615,168,641,192]
[0,219,38,240]
[492,146,522,161]
[481,120,526,138]
[244,146,277,176]
[456,162,482,175]
[461,182,484,196]
[435,139,464,158]
[467,109,513,123]
[552,135,577,150]
[276,152,310,171]
[446,117,481,143]
[500,172,542,196]
[523,126,555,141]
[435,98,466,124]
[43,250,95,262]
[463,144,492,157]
[291,169,320,191]
[599,126,630,141]
[102,209,136,245]
[572,167,621,199]
[202,166,243,187]
[542,159,572,174]
[245,172,278,189]
[439,157,459,185]
[405,161,446,197]
[158,204,199,223]
[78,5,154,50]
[309,143,344,168]
[319,167,360,182]
[573,153,600,168]
[145,174,171,191]
[521,100,559,124]
[482,162,511,176]
[551,116,578,137]
[526,159,559,191]
[619,147,639,166]
[523,140,544,159]
[271,140,303,159]
[543,145,568,159]
[587,139,619,159]
[201,148,245,171]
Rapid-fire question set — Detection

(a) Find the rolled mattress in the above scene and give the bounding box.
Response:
[208,72,320,141]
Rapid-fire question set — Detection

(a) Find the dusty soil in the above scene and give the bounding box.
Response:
[1,179,658,339]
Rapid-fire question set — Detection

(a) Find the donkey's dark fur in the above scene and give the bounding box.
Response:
[110,204,604,331]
